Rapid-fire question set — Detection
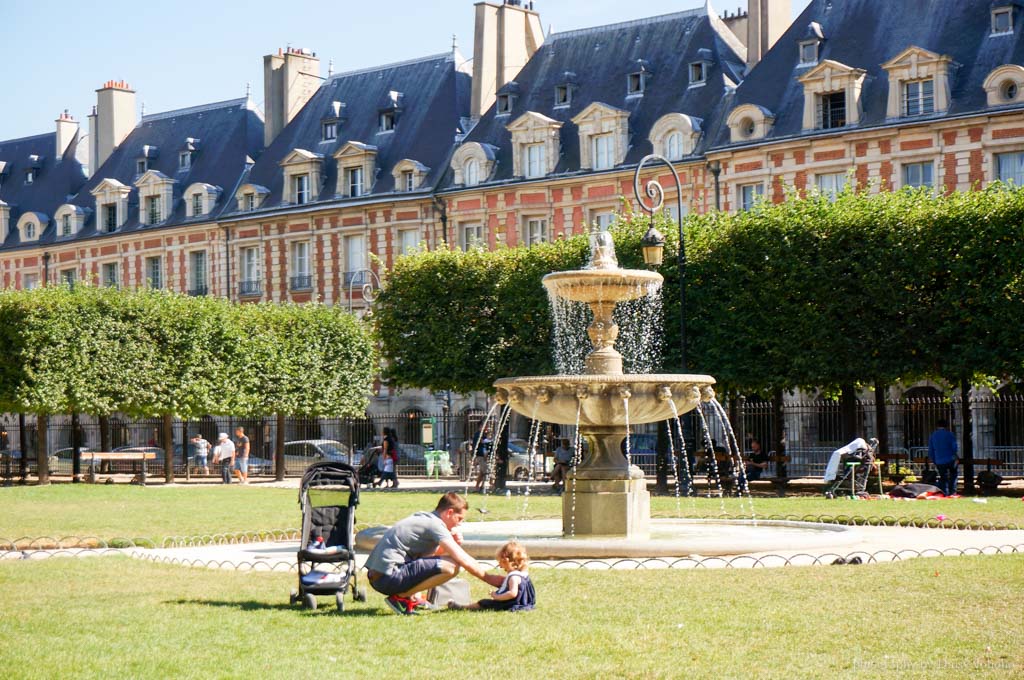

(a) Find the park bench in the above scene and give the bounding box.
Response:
[910,456,1005,494]
[744,454,792,496]
[85,451,157,485]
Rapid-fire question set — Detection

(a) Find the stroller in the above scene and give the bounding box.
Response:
[289,461,366,611]
[357,447,381,488]
[824,437,878,498]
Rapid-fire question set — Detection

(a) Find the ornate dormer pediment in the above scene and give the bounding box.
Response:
[234,183,270,212]
[134,169,175,189]
[881,46,952,75]
[507,111,562,178]
[391,158,430,192]
[798,60,867,130]
[280,148,324,166]
[90,177,132,197]
[333,142,378,197]
[798,59,867,88]
[882,46,954,117]
[505,111,562,134]
[571,102,629,170]
[332,141,378,162]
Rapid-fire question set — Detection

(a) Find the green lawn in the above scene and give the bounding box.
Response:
[0,554,1021,679]
[1,485,1022,547]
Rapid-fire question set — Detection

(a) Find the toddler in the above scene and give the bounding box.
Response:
[449,540,535,611]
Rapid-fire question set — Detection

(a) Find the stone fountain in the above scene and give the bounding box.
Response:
[493,230,715,539]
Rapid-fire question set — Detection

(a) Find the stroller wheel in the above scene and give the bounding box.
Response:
[303,593,317,610]
[336,592,346,612]
[289,588,299,605]
[355,586,367,602]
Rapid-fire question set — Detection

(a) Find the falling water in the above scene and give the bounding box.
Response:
[464,402,501,498]
[569,400,583,537]
[519,411,543,525]
[623,398,632,468]
[694,404,728,515]
[710,398,758,522]
[482,403,515,505]
[668,399,698,517]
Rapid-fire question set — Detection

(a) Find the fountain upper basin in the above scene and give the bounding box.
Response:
[542,268,663,304]
[494,373,716,426]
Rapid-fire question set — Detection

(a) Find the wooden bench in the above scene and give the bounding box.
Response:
[85,451,157,485]
[910,456,1005,493]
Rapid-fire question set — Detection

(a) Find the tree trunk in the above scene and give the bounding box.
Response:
[18,412,27,480]
[960,378,974,495]
[275,413,286,481]
[99,415,110,453]
[494,419,509,490]
[873,380,888,457]
[163,413,175,483]
[771,388,786,477]
[36,414,49,485]
[654,419,670,493]
[840,383,858,442]
[71,412,82,482]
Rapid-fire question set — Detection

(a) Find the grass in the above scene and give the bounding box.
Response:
[0,554,1021,679]
[1,485,1022,546]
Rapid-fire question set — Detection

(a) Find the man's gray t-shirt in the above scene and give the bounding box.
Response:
[365,511,450,573]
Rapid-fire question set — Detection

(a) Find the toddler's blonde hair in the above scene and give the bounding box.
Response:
[496,540,529,571]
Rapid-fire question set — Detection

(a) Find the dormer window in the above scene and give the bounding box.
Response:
[465,159,480,186]
[192,193,203,216]
[496,94,512,114]
[346,167,364,196]
[379,111,395,132]
[689,62,706,86]
[627,72,645,95]
[25,169,34,185]
[103,203,118,232]
[294,174,311,204]
[450,142,496,187]
[554,84,571,107]
[179,151,191,170]
[819,91,847,129]
[993,6,1014,34]
[322,120,337,141]
[903,79,935,116]
[61,214,72,236]
[524,144,545,178]
[799,40,819,65]
[245,193,255,211]
[136,159,147,174]
[402,170,414,192]
[24,222,35,239]
[146,195,162,224]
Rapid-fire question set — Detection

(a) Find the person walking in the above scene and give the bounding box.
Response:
[380,427,399,488]
[928,418,959,496]
[212,433,235,484]
[190,433,211,476]
[473,426,493,493]
[234,426,250,484]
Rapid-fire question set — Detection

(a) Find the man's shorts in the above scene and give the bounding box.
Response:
[234,457,248,474]
[194,454,208,467]
[370,557,445,596]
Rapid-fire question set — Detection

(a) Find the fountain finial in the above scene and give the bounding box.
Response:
[586,228,619,270]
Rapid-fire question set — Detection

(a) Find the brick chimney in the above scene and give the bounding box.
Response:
[746,0,791,69]
[89,80,137,174]
[471,1,544,120]
[263,47,321,147]
[55,110,78,160]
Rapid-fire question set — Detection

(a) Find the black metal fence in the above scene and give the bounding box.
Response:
[2,394,1023,482]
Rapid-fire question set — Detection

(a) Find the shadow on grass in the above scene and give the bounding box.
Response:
[169,598,383,617]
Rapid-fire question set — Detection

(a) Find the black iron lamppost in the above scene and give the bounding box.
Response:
[633,154,687,369]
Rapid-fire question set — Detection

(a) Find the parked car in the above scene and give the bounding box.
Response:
[282,439,360,474]
[361,443,427,474]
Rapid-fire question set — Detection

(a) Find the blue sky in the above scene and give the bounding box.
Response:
[0,1,811,141]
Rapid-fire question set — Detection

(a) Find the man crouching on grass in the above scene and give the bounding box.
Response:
[365,492,503,615]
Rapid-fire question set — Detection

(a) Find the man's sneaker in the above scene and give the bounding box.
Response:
[384,595,418,615]
[410,595,433,611]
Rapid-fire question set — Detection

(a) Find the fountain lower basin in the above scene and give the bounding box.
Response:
[355,519,861,560]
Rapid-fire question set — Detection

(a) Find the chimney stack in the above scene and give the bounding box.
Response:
[55,110,78,160]
[90,80,137,174]
[471,1,545,120]
[263,47,321,147]
[746,0,791,69]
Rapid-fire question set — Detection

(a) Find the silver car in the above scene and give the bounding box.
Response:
[282,440,360,474]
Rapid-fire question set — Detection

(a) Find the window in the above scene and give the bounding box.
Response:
[344,234,367,285]
[903,79,935,116]
[102,262,119,288]
[25,170,34,185]
[524,217,547,246]
[136,159,147,174]
[188,251,208,295]
[60,214,72,236]
[290,241,311,290]
[740,117,756,138]
[294,174,310,204]
[103,203,117,232]
[461,223,483,250]
[799,41,819,65]
[60,269,76,287]
[993,7,1014,34]
[244,193,256,211]
[346,167,364,196]
[179,151,191,170]
[496,94,512,114]
[554,84,571,106]
[689,62,706,85]
[464,159,480,186]
[819,91,846,129]
[816,172,847,200]
[379,111,395,132]
[627,72,645,95]
[523,144,545,179]
[23,273,39,290]
[592,134,614,170]
[240,246,261,295]
[738,183,764,211]
[322,121,337,141]
[665,131,684,161]
[145,256,162,289]
[398,229,419,256]
[24,222,35,239]
[146,195,161,224]
[402,170,415,192]
[996,151,1024,184]
[1002,80,1019,101]
[591,211,615,230]
[902,161,934,188]
[192,193,203,217]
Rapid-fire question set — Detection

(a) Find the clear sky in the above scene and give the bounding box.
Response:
[0,0,812,141]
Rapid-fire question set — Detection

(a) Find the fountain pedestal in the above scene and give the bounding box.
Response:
[564,476,650,538]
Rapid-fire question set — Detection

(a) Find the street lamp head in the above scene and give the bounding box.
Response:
[640,223,666,267]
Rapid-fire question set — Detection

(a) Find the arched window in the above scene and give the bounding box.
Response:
[465,159,480,186]
[24,222,36,239]
[665,131,683,161]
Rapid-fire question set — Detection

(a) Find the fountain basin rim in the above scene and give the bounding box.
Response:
[494,373,716,385]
